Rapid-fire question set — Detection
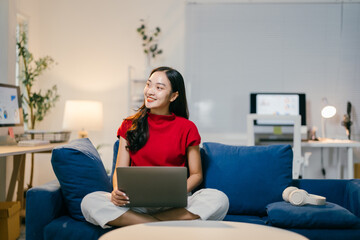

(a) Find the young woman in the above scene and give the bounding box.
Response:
[81,66,229,228]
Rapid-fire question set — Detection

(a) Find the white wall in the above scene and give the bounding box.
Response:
[0,0,16,85]
[3,0,358,192]
[14,0,187,187]
[185,1,360,179]
[186,2,360,136]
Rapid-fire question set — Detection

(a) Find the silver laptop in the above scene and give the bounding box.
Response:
[116,167,187,208]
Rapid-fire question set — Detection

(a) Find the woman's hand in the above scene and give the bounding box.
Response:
[111,137,131,206]
[111,189,130,206]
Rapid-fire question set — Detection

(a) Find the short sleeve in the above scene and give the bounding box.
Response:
[116,119,132,139]
[186,121,201,147]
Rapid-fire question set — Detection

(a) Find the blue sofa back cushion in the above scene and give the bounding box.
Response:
[51,138,112,221]
[267,201,360,229]
[201,142,293,215]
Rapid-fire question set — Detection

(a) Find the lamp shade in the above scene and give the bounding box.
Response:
[321,106,336,119]
[62,100,103,131]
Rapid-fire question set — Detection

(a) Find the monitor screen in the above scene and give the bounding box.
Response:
[0,83,24,135]
[250,93,306,126]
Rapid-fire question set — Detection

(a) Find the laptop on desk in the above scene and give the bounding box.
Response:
[116,167,187,208]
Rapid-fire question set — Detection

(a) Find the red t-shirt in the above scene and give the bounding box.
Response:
[117,113,201,166]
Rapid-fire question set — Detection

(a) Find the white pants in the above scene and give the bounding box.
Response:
[81,188,229,228]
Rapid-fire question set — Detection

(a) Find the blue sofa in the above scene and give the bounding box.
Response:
[26,138,360,240]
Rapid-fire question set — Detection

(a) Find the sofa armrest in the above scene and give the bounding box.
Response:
[344,179,360,218]
[292,179,348,207]
[294,179,360,218]
[26,180,65,240]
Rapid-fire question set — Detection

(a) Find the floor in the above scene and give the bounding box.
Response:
[18,222,25,240]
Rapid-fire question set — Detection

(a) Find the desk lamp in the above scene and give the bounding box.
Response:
[321,102,336,139]
[62,100,103,138]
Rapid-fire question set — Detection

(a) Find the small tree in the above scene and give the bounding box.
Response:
[17,31,59,130]
[17,30,59,188]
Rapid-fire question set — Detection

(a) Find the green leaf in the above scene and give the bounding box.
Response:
[137,20,163,58]
[150,44,158,52]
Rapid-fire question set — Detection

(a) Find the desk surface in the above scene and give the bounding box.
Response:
[0,142,65,157]
[302,139,360,148]
[99,221,308,240]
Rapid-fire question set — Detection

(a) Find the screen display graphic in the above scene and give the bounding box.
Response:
[0,86,21,125]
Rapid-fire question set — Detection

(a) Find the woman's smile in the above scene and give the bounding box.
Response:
[146,97,156,103]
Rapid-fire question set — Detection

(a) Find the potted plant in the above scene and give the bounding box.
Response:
[17,30,59,188]
[137,19,163,71]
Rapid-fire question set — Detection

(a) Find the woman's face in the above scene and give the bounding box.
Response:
[144,71,178,115]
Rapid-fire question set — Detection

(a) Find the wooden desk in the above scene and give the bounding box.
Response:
[0,143,65,205]
[301,139,360,179]
[99,221,308,240]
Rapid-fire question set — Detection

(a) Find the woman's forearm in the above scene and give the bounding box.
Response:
[187,173,203,193]
[112,170,118,190]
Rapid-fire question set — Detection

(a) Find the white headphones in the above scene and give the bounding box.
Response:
[282,186,326,206]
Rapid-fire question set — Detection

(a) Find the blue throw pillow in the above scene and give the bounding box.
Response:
[201,142,293,215]
[267,201,360,228]
[51,138,112,221]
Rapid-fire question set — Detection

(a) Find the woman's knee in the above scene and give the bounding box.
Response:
[208,189,229,213]
[81,191,111,213]
[192,188,229,220]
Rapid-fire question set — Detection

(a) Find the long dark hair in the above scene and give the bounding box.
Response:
[126,66,189,152]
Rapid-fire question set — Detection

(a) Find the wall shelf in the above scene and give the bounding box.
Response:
[128,67,146,114]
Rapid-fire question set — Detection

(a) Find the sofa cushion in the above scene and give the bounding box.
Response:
[44,215,112,240]
[51,138,112,221]
[201,142,293,215]
[267,201,360,229]
[289,228,360,240]
[223,214,268,225]
[345,179,360,218]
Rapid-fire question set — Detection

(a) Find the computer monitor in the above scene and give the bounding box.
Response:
[250,93,306,126]
[0,83,24,144]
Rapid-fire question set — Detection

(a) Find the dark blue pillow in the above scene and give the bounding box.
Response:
[267,201,360,228]
[201,142,293,215]
[51,138,112,221]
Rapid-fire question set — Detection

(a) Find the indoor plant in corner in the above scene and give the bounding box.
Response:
[17,30,59,189]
